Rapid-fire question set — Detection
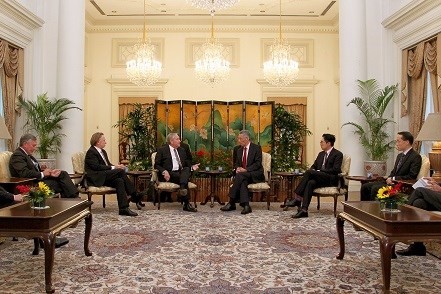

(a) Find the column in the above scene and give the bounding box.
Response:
[339,0,367,177]
[56,0,85,172]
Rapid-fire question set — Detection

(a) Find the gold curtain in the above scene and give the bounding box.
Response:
[0,38,23,150]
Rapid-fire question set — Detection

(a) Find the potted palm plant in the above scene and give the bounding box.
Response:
[342,79,398,176]
[18,93,81,166]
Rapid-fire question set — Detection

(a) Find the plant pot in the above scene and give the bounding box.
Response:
[364,160,387,177]
[380,201,400,213]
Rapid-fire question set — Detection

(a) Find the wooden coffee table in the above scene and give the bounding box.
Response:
[336,201,441,292]
[0,198,93,293]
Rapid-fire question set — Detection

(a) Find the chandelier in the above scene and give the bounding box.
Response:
[263,0,299,87]
[187,0,239,14]
[195,16,230,85]
[126,0,162,86]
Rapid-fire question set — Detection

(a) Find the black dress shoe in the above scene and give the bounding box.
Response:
[119,207,138,216]
[396,243,426,256]
[183,203,197,212]
[286,199,301,207]
[55,237,69,248]
[241,205,252,215]
[220,203,236,211]
[292,210,308,218]
[135,201,144,210]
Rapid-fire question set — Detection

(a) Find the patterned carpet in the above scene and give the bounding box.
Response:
[1,201,441,293]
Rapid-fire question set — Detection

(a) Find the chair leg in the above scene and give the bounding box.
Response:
[333,196,338,217]
[316,196,321,211]
[266,191,270,210]
[344,191,348,201]
[157,190,161,210]
[87,192,92,202]
[103,194,106,208]
[193,189,198,208]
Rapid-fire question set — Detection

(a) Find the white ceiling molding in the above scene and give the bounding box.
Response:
[382,0,441,49]
[0,0,43,48]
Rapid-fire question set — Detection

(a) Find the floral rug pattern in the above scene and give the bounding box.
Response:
[1,202,441,293]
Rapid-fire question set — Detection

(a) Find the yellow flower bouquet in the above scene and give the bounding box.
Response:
[17,182,54,209]
[376,182,407,212]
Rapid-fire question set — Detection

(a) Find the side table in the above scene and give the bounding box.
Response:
[127,170,152,202]
[199,170,227,208]
[274,172,303,211]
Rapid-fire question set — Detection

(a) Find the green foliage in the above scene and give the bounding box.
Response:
[114,104,156,170]
[19,93,81,159]
[272,105,311,172]
[342,79,398,161]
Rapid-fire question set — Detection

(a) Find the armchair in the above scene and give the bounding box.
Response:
[247,152,272,209]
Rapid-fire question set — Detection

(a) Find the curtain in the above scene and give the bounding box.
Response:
[402,35,439,151]
[0,38,23,150]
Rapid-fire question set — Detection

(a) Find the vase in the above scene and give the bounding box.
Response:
[30,199,49,210]
[380,201,400,213]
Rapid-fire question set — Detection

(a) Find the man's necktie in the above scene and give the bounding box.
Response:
[396,154,405,170]
[29,155,40,171]
[100,150,110,166]
[173,148,183,170]
[242,147,247,168]
[321,152,328,170]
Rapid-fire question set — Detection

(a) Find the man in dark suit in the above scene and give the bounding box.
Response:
[220,130,264,215]
[360,131,422,201]
[9,133,76,247]
[9,133,78,198]
[396,178,441,256]
[0,186,23,209]
[85,132,142,216]
[154,133,200,212]
[291,133,343,218]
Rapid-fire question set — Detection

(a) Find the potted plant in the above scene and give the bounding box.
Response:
[114,103,156,170]
[342,79,398,176]
[18,93,81,165]
[272,104,311,172]
[17,182,54,209]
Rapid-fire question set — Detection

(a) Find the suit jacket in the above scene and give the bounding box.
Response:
[0,186,14,206]
[389,148,422,180]
[233,142,265,182]
[154,144,191,175]
[9,148,43,179]
[84,146,113,186]
[310,148,343,183]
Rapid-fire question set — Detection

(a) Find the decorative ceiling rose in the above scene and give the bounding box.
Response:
[126,0,162,86]
[186,0,239,14]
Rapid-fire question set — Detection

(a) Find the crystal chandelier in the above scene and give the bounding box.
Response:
[126,0,162,86]
[263,0,299,87]
[195,16,230,85]
[187,0,239,14]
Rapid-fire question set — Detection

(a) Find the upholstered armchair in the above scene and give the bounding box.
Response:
[247,152,272,209]
[0,151,12,177]
[71,151,116,208]
[312,154,351,217]
[151,152,197,210]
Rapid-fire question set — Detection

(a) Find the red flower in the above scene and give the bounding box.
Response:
[16,185,31,194]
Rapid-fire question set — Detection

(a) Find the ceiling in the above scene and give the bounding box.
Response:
[86,0,339,27]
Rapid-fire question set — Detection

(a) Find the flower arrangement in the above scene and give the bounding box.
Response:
[17,182,54,207]
[376,182,407,211]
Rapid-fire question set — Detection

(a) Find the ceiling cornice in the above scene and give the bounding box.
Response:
[382,0,438,30]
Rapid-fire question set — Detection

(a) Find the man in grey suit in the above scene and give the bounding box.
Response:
[220,130,264,215]
[360,131,422,201]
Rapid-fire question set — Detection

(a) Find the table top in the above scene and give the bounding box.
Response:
[199,170,229,175]
[346,175,384,181]
[274,171,304,177]
[0,177,35,184]
[127,170,152,176]
[341,201,441,236]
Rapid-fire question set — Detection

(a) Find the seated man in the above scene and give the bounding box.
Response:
[0,186,24,209]
[360,131,422,201]
[9,134,79,199]
[154,133,200,212]
[291,133,343,218]
[85,132,142,217]
[220,130,264,215]
[396,178,441,256]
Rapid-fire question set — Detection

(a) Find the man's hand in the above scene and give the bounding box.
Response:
[163,170,170,181]
[192,163,200,171]
[115,164,126,169]
[386,177,394,185]
[425,177,441,192]
[50,169,61,177]
[14,194,24,202]
[236,167,247,173]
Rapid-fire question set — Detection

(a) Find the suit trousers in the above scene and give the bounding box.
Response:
[408,187,441,211]
[229,172,252,204]
[295,170,335,210]
[159,167,191,203]
[360,181,387,201]
[103,169,136,209]
[43,170,78,198]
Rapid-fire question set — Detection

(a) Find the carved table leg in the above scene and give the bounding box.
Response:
[84,212,93,256]
[379,237,394,293]
[336,215,345,259]
[43,233,56,293]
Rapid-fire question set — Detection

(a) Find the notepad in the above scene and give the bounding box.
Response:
[412,178,429,189]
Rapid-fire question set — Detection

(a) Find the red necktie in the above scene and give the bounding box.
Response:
[242,147,247,168]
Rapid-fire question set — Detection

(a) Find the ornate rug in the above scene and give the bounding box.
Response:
[1,201,441,293]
